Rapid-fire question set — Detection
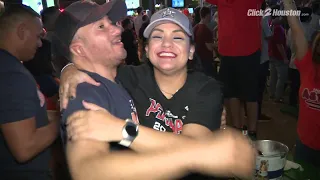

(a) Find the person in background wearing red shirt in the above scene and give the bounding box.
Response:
[269,5,289,103]
[194,6,216,78]
[284,0,320,167]
[206,0,263,139]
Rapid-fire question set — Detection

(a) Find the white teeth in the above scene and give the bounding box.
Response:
[159,52,175,57]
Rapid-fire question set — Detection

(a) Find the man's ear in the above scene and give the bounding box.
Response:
[69,42,85,58]
[16,23,27,40]
[189,45,195,60]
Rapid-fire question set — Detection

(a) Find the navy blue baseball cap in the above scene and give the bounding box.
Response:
[52,0,127,59]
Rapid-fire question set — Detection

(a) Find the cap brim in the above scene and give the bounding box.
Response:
[143,18,192,38]
[81,0,127,27]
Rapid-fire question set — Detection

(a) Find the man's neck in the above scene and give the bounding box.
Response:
[154,68,187,95]
[75,60,118,82]
[200,20,208,26]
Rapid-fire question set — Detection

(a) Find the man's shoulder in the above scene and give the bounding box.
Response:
[0,50,22,72]
[63,83,106,118]
[188,72,222,96]
[0,66,36,90]
[76,81,108,99]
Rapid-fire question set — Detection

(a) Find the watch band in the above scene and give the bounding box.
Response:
[118,119,138,147]
[119,139,132,147]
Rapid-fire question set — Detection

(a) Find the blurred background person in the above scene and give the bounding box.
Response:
[268,5,289,104]
[193,6,216,78]
[310,0,320,31]
[134,6,144,60]
[121,18,140,66]
[258,1,273,121]
[139,14,150,63]
[193,6,201,27]
[287,7,316,107]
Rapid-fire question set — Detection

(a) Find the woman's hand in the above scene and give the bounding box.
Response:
[59,65,100,110]
[66,101,124,142]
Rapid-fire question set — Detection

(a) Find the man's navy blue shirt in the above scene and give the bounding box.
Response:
[61,70,139,149]
[0,50,51,174]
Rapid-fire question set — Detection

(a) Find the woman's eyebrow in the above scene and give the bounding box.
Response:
[152,28,164,32]
[172,29,184,33]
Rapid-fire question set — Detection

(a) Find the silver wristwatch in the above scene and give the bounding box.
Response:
[118,119,139,147]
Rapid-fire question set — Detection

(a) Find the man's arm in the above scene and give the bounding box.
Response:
[0,74,58,162]
[67,140,193,180]
[67,125,255,180]
[2,118,58,162]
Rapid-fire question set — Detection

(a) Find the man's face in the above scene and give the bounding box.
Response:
[79,16,126,67]
[20,17,43,61]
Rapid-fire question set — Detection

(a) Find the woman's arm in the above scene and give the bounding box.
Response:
[283,0,309,60]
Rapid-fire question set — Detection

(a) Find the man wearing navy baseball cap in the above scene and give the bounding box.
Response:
[52,0,142,179]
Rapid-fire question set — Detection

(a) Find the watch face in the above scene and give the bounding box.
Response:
[126,124,138,137]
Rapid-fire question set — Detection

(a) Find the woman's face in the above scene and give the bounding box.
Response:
[146,22,195,74]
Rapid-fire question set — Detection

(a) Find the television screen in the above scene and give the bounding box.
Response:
[172,0,184,8]
[126,0,139,9]
[46,0,55,8]
[188,8,193,14]
[22,0,43,14]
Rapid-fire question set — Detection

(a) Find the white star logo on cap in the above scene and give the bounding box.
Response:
[162,8,175,18]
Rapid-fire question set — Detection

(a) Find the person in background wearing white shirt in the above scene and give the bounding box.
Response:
[259,1,273,121]
[287,7,316,107]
